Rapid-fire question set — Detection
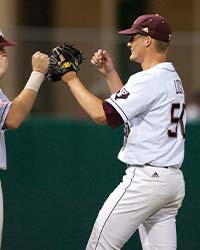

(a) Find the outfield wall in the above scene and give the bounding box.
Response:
[1,118,199,250]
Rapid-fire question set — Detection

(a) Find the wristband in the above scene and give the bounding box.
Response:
[24,71,45,93]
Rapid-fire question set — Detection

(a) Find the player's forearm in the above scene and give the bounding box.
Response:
[105,69,123,94]
[63,75,107,125]
[5,71,44,129]
[5,89,37,129]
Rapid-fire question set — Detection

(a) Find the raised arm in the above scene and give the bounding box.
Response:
[5,51,49,129]
[47,44,124,128]
[62,72,106,125]
[91,49,123,94]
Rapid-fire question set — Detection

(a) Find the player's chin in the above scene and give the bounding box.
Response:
[129,54,136,62]
[130,54,141,64]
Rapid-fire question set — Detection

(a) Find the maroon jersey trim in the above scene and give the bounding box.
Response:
[103,101,124,129]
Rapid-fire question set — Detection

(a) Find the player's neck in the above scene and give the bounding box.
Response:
[141,53,167,71]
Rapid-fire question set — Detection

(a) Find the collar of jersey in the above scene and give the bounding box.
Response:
[153,62,175,72]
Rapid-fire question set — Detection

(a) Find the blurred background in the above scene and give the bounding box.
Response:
[1,0,200,121]
[1,0,200,250]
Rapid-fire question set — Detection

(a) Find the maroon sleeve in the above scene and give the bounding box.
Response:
[102,101,124,129]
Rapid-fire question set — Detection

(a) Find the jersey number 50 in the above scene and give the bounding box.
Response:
[168,103,186,138]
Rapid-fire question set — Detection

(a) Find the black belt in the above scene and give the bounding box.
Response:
[145,163,168,169]
[127,164,168,169]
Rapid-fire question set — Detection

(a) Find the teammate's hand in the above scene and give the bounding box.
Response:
[0,53,8,80]
[32,51,50,75]
[91,49,115,76]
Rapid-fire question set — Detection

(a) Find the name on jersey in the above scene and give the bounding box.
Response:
[174,79,184,94]
[115,88,130,100]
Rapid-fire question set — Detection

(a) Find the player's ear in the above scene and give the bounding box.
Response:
[145,36,151,47]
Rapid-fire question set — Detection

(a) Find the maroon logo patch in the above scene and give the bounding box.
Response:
[0,99,8,107]
[115,88,130,100]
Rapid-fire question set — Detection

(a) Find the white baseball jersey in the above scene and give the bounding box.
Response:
[0,89,11,170]
[106,62,186,167]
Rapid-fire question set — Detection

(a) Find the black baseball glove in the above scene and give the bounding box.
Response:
[48,43,83,81]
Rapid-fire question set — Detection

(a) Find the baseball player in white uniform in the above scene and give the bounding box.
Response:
[0,31,49,247]
[59,14,186,250]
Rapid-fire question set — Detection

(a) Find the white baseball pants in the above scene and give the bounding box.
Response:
[86,165,185,250]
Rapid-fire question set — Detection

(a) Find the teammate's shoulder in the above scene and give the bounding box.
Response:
[0,88,5,96]
[0,88,7,97]
[0,89,10,103]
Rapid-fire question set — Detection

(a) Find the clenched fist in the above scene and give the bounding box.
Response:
[32,51,50,74]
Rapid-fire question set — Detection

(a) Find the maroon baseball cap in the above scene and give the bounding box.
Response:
[118,14,172,42]
[0,31,16,47]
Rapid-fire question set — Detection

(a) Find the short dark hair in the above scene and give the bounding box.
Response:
[154,40,169,53]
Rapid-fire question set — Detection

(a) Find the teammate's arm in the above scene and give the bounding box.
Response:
[91,49,123,94]
[62,72,106,125]
[4,51,49,129]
